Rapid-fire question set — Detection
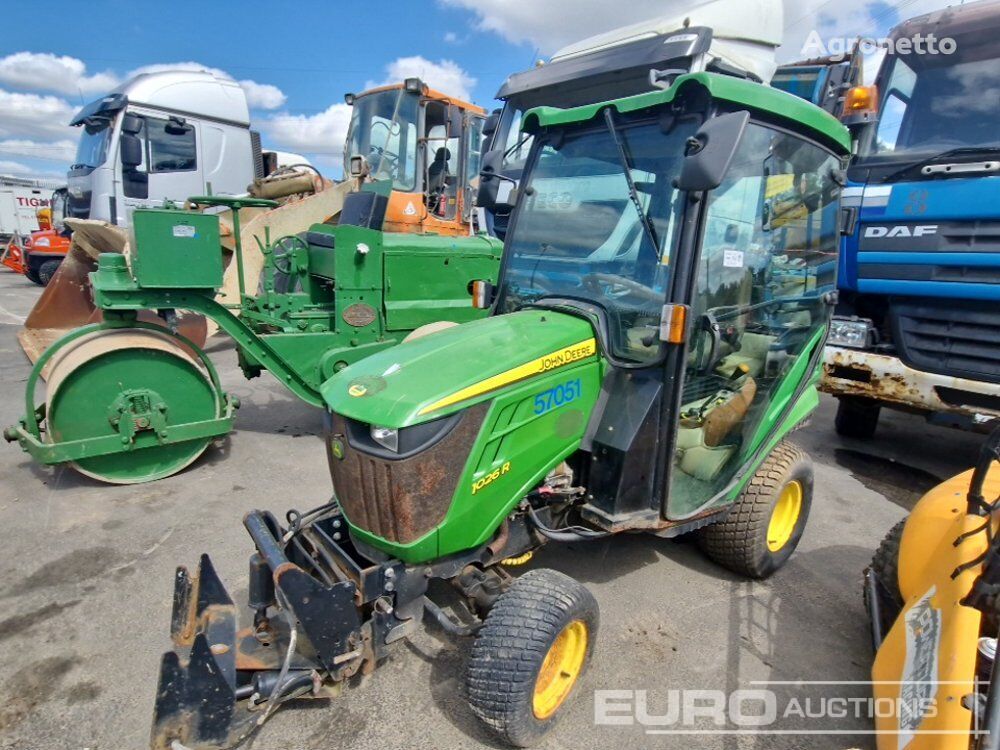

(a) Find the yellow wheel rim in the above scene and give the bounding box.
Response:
[767,480,803,552]
[532,620,588,720]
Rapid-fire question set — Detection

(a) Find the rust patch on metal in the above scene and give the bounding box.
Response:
[328,404,488,544]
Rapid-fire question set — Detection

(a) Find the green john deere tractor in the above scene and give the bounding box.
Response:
[150,72,850,748]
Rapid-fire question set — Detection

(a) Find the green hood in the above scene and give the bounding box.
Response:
[321,310,598,427]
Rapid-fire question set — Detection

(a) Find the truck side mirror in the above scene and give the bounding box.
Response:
[477,149,503,210]
[676,110,750,192]
[483,110,501,138]
[165,116,192,136]
[121,113,143,135]
[120,133,143,169]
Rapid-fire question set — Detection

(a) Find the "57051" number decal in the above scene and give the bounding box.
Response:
[533,378,582,416]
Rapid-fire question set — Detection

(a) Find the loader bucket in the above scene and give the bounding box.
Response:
[17,219,207,368]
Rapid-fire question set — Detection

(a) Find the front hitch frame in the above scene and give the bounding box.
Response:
[150,511,368,750]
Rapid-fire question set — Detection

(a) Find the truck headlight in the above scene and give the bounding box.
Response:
[370,425,398,452]
[828,317,876,349]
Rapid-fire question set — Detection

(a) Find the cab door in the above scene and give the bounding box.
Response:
[117,108,202,219]
[667,121,842,519]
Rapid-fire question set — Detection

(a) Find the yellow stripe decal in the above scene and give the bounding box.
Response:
[417,338,597,416]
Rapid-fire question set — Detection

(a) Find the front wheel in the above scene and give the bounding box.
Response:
[835,396,880,439]
[37,259,61,286]
[466,569,598,747]
[699,440,813,578]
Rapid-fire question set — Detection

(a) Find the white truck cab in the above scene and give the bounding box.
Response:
[66,70,259,226]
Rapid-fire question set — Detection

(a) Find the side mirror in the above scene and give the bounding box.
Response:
[470,279,497,309]
[676,110,750,192]
[165,116,192,136]
[121,113,144,135]
[483,110,501,138]
[120,132,143,169]
[476,149,503,210]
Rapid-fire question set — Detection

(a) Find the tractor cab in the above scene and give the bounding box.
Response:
[344,78,485,235]
[479,76,847,525]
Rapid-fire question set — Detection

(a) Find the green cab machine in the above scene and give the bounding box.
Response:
[151,72,849,748]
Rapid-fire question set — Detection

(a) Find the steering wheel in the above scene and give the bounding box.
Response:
[368,144,400,178]
[581,273,663,304]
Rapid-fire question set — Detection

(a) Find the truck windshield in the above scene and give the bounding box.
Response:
[72,120,112,169]
[344,89,419,191]
[497,117,697,364]
[862,40,1000,161]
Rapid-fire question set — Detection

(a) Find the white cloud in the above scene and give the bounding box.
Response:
[261,103,353,154]
[0,138,76,162]
[127,62,287,110]
[0,159,64,180]
[236,79,287,110]
[444,31,460,44]
[0,88,77,141]
[0,52,118,96]
[366,56,476,102]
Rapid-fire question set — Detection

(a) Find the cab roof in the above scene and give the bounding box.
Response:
[522,71,851,154]
[354,83,486,116]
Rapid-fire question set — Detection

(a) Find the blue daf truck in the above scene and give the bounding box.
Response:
[823,0,1000,436]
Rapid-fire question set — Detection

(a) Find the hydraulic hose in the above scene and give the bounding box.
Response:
[527,505,612,542]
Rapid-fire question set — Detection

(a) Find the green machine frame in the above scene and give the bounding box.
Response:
[5,194,502,481]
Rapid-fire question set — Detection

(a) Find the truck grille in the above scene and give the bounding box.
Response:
[891,300,1000,385]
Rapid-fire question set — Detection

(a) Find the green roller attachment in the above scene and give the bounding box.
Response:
[6,326,236,484]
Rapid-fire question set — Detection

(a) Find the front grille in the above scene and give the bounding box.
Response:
[891,300,1000,385]
[326,404,488,544]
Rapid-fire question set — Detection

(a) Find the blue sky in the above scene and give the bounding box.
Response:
[0,0,945,181]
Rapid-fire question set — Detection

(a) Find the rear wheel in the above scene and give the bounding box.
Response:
[835,396,880,439]
[699,440,813,578]
[37,259,61,286]
[466,569,598,747]
[25,265,41,285]
[864,519,905,626]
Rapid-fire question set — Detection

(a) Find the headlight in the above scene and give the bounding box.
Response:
[370,425,398,452]
[828,317,875,349]
[33,237,50,247]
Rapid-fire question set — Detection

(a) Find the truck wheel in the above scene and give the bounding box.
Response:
[466,568,598,747]
[25,266,42,285]
[699,441,813,579]
[864,518,905,627]
[835,396,880,438]
[37,259,61,286]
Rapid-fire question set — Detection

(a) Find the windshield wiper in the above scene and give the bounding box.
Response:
[881,145,1000,183]
[602,108,661,254]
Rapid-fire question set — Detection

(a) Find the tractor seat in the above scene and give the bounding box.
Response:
[674,376,757,483]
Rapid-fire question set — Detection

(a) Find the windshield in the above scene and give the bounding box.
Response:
[862,39,1000,161]
[72,120,112,169]
[497,117,697,364]
[344,89,419,191]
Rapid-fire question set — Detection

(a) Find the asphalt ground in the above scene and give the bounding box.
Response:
[0,269,984,749]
